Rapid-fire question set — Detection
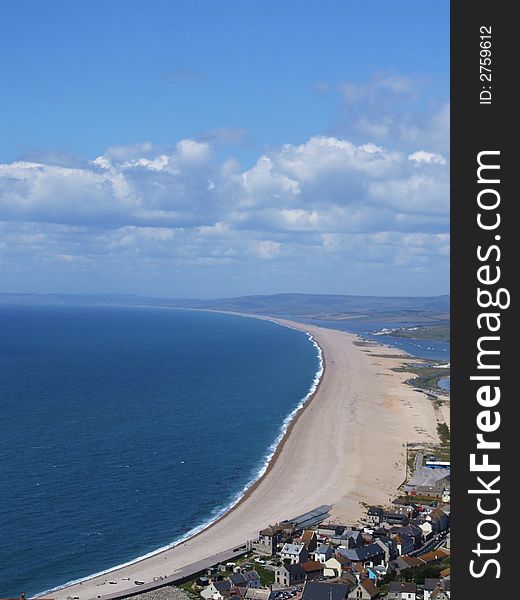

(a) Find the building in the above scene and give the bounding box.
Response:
[314,544,334,563]
[374,537,398,562]
[280,542,309,564]
[425,508,450,533]
[347,579,379,599]
[388,556,425,576]
[302,581,351,600]
[386,582,416,600]
[333,530,364,549]
[367,507,384,525]
[341,543,386,565]
[275,564,306,587]
[381,513,409,527]
[226,571,261,589]
[423,579,450,600]
[255,526,284,556]
[301,530,319,552]
[391,533,414,556]
[417,521,433,541]
[324,554,351,578]
[365,565,387,582]
[244,590,273,600]
[301,560,325,581]
[418,549,450,566]
[388,525,422,549]
[403,467,450,498]
[201,580,232,599]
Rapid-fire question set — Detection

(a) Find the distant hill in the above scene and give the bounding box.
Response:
[0,292,450,323]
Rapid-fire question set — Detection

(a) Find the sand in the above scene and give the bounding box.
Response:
[47,318,440,600]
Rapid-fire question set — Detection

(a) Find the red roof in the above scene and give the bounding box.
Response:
[301,561,324,572]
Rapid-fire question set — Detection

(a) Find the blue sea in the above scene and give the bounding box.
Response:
[0,306,321,596]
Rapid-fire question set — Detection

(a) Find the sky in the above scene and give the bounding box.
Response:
[0,0,450,298]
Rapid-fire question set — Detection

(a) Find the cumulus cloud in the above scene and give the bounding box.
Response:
[408,150,447,165]
[0,131,449,295]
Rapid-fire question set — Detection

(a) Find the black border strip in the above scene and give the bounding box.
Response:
[451,1,513,596]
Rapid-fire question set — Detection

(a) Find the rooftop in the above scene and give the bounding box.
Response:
[302,581,350,600]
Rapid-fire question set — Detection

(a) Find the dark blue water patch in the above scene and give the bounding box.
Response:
[437,376,451,390]
[0,306,320,596]
[299,318,450,361]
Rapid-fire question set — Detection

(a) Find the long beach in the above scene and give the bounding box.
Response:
[47,318,440,599]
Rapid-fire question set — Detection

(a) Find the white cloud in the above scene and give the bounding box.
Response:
[0,130,449,294]
[408,150,447,165]
[250,240,281,259]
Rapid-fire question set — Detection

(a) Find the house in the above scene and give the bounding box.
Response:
[227,571,260,589]
[341,543,386,565]
[388,556,425,576]
[374,537,398,562]
[301,561,325,581]
[365,565,386,582]
[403,467,450,497]
[201,580,232,599]
[244,590,273,600]
[423,579,450,600]
[426,508,450,533]
[314,544,334,563]
[302,581,350,600]
[391,534,414,556]
[417,521,433,541]
[280,542,309,564]
[275,564,306,587]
[351,562,367,580]
[255,526,284,555]
[389,525,422,549]
[301,530,319,552]
[418,549,450,566]
[386,581,417,600]
[381,513,409,527]
[367,507,384,525]
[333,530,364,549]
[340,572,359,589]
[430,591,449,600]
[347,579,379,599]
[324,554,351,578]
[372,526,390,539]
[388,505,418,520]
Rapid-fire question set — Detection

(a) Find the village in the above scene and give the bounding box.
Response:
[176,457,451,600]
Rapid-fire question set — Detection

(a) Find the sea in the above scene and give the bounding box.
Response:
[0,305,322,596]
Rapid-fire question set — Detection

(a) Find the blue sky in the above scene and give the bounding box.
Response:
[0,0,449,298]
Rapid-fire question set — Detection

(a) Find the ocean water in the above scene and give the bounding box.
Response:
[0,305,321,596]
[437,376,451,390]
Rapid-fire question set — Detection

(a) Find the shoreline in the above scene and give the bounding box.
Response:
[35,313,325,597]
[42,313,440,600]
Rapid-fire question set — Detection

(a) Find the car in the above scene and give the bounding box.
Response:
[134,580,145,585]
